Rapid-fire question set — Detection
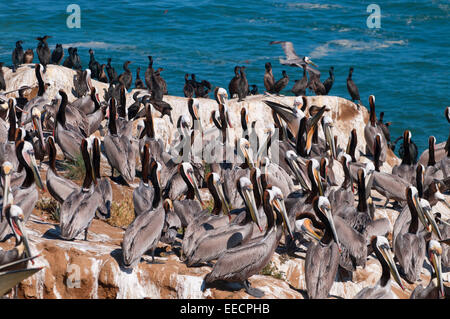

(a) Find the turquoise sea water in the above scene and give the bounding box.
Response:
[0,1,449,154]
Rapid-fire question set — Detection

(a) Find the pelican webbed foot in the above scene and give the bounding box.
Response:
[243,280,264,298]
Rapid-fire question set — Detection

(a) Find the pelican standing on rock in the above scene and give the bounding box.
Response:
[59,139,108,241]
[305,196,341,299]
[122,199,174,268]
[203,187,291,298]
[353,236,404,299]
[103,98,136,185]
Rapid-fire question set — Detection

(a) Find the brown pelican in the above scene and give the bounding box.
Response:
[364,96,387,162]
[45,136,79,204]
[203,187,290,298]
[21,64,49,125]
[0,100,19,168]
[392,130,416,182]
[372,166,411,208]
[263,99,326,148]
[138,101,165,166]
[59,139,108,241]
[0,204,42,297]
[54,90,85,161]
[103,97,136,185]
[90,137,112,220]
[0,140,44,241]
[305,196,341,299]
[170,162,205,229]
[260,156,295,198]
[185,176,261,267]
[269,41,319,75]
[353,236,404,299]
[0,205,33,264]
[133,144,162,217]
[434,213,450,268]
[393,186,430,283]
[418,107,450,166]
[410,240,445,299]
[122,199,173,268]
[180,171,231,259]
[339,168,390,240]
[71,87,101,116]
[328,153,354,215]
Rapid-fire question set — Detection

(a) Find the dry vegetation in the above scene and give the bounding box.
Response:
[35,197,60,222]
[106,197,135,228]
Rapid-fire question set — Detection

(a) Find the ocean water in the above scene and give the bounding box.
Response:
[0,0,449,154]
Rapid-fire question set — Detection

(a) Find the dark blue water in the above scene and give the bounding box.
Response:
[0,1,449,154]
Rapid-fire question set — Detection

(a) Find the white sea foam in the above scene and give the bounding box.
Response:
[309,39,407,58]
[285,2,343,10]
[62,41,137,50]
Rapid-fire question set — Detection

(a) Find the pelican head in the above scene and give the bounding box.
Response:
[270,186,293,239]
[208,172,231,217]
[314,196,340,251]
[428,240,444,298]
[239,138,254,168]
[214,87,228,105]
[5,205,32,260]
[304,56,317,67]
[238,177,261,232]
[20,141,44,190]
[180,162,203,205]
[372,236,404,290]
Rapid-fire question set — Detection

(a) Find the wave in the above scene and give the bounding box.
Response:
[309,39,407,58]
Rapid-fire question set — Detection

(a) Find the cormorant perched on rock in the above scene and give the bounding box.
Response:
[264,62,275,93]
[195,80,211,98]
[12,41,24,72]
[228,66,241,99]
[88,49,101,79]
[154,67,168,95]
[347,67,361,106]
[118,61,133,91]
[291,65,308,96]
[183,73,194,98]
[24,49,34,64]
[308,72,326,95]
[98,64,108,83]
[323,66,334,95]
[51,44,64,65]
[63,47,82,70]
[106,58,119,84]
[238,66,249,101]
[145,56,154,90]
[36,36,51,70]
[250,84,258,95]
[135,67,145,89]
[272,70,289,94]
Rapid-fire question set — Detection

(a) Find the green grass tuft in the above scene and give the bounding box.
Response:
[61,153,85,180]
[260,261,285,280]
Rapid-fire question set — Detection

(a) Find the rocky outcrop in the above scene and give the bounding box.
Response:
[0,65,448,299]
